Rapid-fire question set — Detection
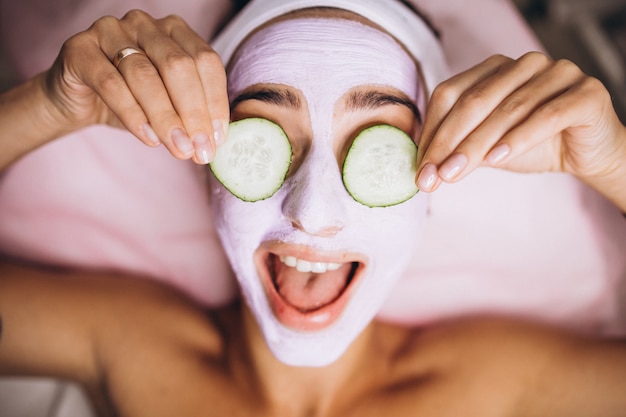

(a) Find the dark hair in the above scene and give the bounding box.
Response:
[232,0,249,13]
[398,0,440,38]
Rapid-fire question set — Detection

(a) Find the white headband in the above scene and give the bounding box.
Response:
[211,0,450,98]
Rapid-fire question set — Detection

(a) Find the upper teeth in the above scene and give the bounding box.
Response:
[279,255,342,273]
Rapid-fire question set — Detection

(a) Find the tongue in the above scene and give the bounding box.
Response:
[273,260,352,312]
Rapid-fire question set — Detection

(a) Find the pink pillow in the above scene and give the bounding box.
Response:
[0,127,236,306]
[1,0,625,331]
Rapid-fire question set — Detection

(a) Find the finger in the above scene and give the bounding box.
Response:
[131,12,224,164]
[417,54,512,165]
[110,11,203,161]
[66,22,159,148]
[425,52,552,178]
[114,45,195,160]
[486,75,611,174]
[416,55,512,191]
[91,14,195,160]
[414,162,443,193]
[166,16,230,148]
[445,58,587,181]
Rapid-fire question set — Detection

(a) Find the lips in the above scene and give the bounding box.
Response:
[255,244,364,331]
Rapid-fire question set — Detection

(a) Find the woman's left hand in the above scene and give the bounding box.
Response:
[415,52,626,201]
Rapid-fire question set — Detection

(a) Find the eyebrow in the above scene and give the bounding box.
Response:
[230,87,301,110]
[230,86,421,123]
[346,90,421,123]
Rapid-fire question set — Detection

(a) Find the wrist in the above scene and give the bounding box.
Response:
[578,125,626,212]
[0,72,88,169]
[39,70,93,136]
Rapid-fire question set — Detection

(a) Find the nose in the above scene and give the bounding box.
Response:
[282,151,347,237]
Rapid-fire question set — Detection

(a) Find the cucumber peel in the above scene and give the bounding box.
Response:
[342,124,419,207]
[210,118,292,202]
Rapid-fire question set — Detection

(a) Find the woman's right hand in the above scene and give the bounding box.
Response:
[45,9,229,164]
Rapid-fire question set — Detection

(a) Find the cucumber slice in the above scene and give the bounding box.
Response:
[210,118,292,202]
[342,124,419,207]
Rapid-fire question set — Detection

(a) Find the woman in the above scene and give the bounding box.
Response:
[1,1,626,415]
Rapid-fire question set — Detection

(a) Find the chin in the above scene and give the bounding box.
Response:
[244,241,394,368]
[265,326,355,368]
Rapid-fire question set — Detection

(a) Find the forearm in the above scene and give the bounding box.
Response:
[0,260,211,382]
[0,73,74,170]
[585,171,626,215]
[579,126,626,213]
[0,261,100,381]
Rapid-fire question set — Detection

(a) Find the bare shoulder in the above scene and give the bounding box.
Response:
[1,259,227,353]
[74,271,238,415]
[346,317,578,416]
[91,271,227,360]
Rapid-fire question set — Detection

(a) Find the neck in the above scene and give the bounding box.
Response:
[235,305,386,415]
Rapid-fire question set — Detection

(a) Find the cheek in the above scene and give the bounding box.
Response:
[211,178,289,246]
[211,181,260,244]
[349,198,425,266]
[221,199,272,237]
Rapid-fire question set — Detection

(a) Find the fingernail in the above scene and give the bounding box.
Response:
[171,128,194,157]
[486,143,511,165]
[193,133,214,164]
[439,153,468,181]
[141,123,161,146]
[416,163,438,191]
[212,120,227,147]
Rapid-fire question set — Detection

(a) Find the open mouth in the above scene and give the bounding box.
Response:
[256,246,364,331]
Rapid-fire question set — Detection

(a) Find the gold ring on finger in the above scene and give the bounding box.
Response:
[112,47,145,69]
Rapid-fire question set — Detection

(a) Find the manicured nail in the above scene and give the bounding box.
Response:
[193,133,214,164]
[141,123,161,146]
[212,120,227,147]
[416,163,438,191]
[486,143,511,165]
[171,128,194,157]
[439,153,468,181]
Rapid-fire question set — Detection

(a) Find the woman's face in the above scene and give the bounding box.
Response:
[210,16,428,367]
